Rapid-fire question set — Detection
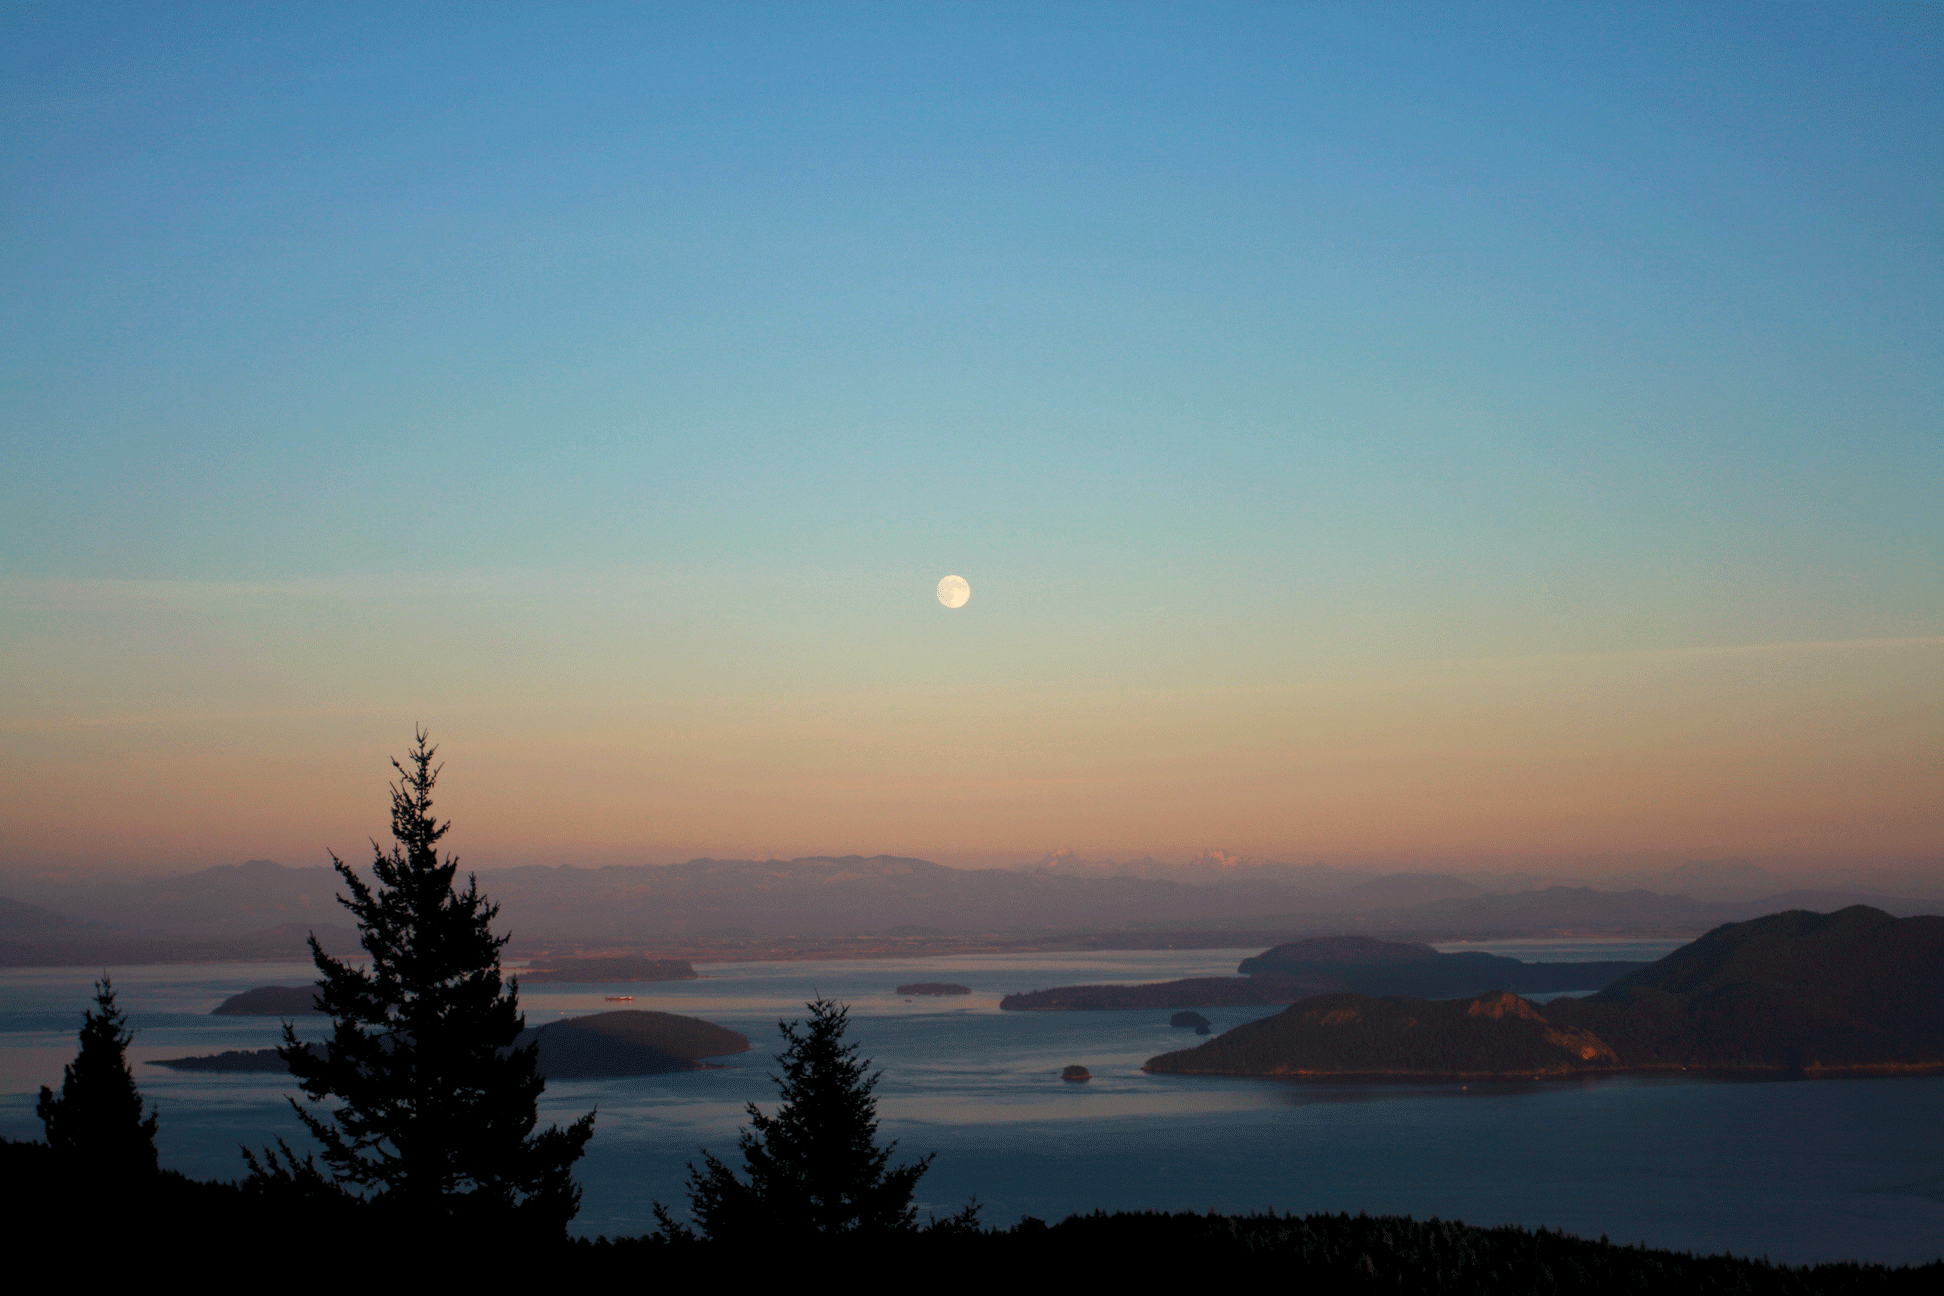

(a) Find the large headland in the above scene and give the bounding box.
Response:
[1141,907,1944,1080]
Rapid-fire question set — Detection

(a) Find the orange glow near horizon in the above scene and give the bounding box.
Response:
[4,573,1937,877]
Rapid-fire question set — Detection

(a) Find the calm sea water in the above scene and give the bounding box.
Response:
[3,940,1939,1264]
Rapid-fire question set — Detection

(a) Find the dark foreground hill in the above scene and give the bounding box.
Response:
[4,1138,1935,1289]
[1145,907,1944,1078]
[596,1208,1942,1289]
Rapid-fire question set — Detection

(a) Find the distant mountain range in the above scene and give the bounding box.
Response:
[2,855,1937,965]
[0,894,360,968]
[1018,852,1838,902]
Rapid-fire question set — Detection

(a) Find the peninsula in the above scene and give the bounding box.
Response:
[1001,936,1645,1011]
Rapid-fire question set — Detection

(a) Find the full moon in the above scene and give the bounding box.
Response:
[937,574,970,608]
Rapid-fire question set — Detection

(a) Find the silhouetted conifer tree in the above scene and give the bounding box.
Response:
[659,997,933,1242]
[38,976,160,1176]
[246,729,593,1237]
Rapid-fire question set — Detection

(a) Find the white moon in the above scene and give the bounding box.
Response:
[937,574,970,608]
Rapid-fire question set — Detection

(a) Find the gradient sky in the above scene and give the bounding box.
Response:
[3,3,1939,875]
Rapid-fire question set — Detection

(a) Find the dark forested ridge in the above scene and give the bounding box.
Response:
[1145,908,1944,1078]
[592,1208,1944,1288]
[1543,906,1944,1071]
[2,1136,1932,1288]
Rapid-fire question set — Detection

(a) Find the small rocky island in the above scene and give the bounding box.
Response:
[1145,907,1944,1079]
[1061,1065,1091,1082]
[895,982,971,995]
[211,985,323,1015]
[1171,1010,1212,1033]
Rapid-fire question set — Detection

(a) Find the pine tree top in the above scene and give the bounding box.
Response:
[251,729,593,1235]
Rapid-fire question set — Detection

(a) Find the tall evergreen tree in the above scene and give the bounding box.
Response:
[249,730,593,1236]
[661,997,932,1242]
[38,976,160,1176]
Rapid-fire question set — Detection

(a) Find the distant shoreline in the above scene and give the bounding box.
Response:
[1,925,1721,972]
[1141,1062,1944,1082]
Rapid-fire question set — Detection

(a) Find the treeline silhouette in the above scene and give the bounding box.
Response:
[7,734,1938,1287]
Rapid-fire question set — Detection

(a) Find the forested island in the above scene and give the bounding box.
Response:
[1146,908,1944,1078]
[1001,935,1646,1011]
[896,981,972,995]
[154,1010,749,1078]
[211,984,323,1014]
[512,1010,750,1076]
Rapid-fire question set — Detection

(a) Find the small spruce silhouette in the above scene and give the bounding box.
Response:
[659,996,952,1242]
[38,975,160,1176]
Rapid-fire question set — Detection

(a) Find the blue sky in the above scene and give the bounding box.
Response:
[2,4,1939,870]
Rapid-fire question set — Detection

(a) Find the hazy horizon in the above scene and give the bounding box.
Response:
[6,844,1939,897]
